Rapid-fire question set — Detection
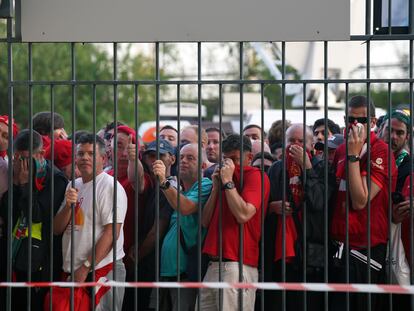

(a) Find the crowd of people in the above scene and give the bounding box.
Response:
[0,94,412,310]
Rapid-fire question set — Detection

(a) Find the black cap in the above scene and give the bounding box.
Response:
[144,139,175,155]
[315,134,344,151]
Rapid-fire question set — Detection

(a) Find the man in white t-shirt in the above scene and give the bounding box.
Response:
[54,133,127,311]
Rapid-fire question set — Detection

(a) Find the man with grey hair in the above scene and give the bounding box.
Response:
[155,143,212,310]
[264,123,329,310]
[54,133,127,311]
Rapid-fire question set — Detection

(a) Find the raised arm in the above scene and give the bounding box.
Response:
[201,167,220,228]
[127,135,145,193]
[221,158,256,224]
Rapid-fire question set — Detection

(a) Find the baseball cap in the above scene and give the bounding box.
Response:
[383,109,410,127]
[144,139,175,155]
[314,134,344,151]
[45,139,73,169]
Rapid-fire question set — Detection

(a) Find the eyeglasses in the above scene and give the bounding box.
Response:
[347,116,368,124]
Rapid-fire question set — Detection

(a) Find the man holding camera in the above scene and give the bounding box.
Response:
[329,95,397,311]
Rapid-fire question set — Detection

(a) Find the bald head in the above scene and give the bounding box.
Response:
[179,143,200,182]
[180,126,208,148]
[180,143,198,156]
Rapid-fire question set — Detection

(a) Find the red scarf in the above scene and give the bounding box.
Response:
[286,146,307,206]
[34,159,47,191]
[274,145,311,262]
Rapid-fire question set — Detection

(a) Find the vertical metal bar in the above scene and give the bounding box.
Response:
[345,82,350,311]
[365,0,371,34]
[91,84,97,311]
[388,0,392,34]
[133,83,139,311]
[176,83,181,311]
[197,41,202,311]
[218,83,224,311]
[366,38,372,311]
[48,85,55,311]
[70,41,76,311]
[155,41,160,311]
[260,82,265,311]
[27,42,33,311]
[238,41,244,311]
[411,0,414,34]
[112,42,118,311]
[5,16,13,311]
[386,82,393,311]
[302,83,307,311]
[323,41,329,311]
[281,41,287,311]
[409,39,414,310]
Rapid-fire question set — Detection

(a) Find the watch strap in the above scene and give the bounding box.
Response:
[223,181,235,190]
[347,155,361,162]
[160,179,171,190]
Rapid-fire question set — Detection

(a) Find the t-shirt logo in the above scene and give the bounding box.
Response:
[372,158,384,170]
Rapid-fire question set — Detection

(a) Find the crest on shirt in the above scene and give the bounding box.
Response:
[372,158,384,170]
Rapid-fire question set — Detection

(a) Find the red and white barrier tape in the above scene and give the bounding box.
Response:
[0,281,414,294]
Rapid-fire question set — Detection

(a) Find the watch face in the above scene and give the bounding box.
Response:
[161,180,170,189]
[225,182,235,189]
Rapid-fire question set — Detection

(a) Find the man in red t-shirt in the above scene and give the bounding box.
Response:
[108,125,140,257]
[329,95,397,311]
[200,134,270,310]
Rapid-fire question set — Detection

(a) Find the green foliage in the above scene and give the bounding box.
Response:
[0,39,159,132]
[350,88,411,111]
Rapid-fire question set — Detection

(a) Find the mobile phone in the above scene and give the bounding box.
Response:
[392,192,405,204]
[347,120,358,133]
[348,121,363,136]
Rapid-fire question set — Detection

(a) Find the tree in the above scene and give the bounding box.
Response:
[0,28,164,132]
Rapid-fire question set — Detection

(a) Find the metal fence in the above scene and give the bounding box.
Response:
[1,1,414,311]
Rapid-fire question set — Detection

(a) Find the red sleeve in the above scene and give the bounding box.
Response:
[143,173,153,191]
[402,174,414,197]
[332,143,345,171]
[240,169,269,211]
[362,144,393,189]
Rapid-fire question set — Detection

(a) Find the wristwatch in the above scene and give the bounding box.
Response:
[223,181,235,190]
[83,259,92,270]
[160,179,171,190]
[347,155,361,162]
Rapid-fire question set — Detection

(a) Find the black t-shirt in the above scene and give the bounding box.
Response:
[397,153,411,192]
[139,176,175,243]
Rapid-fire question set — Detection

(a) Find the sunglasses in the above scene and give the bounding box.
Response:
[347,116,368,124]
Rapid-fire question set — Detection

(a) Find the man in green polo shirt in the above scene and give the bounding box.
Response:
[154,143,212,311]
